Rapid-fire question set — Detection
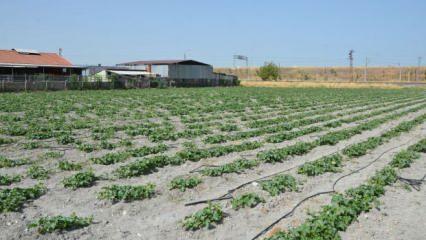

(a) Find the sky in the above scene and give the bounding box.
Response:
[0,0,425,67]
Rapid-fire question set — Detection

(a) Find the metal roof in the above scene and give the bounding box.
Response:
[0,49,74,67]
[108,70,156,76]
[118,59,210,66]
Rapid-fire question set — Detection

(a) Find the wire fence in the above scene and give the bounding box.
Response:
[0,75,239,92]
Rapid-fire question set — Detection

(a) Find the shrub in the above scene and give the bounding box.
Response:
[98,184,155,202]
[62,171,97,190]
[29,213,93,234]
[257,62,280,81]
[231,193,265,210]
[170,176,202,192]
[183,203,224,230]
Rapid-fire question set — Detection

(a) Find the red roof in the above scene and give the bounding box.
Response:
[0,49,73,67]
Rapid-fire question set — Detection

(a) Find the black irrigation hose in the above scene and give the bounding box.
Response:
[250,140,413,240]
[184,149,342,206]
[398,174,426,191]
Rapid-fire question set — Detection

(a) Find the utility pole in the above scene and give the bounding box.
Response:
[364,57,368,82]
[398,63,402,82]
[349,50,354,81]
[416,57,422,81]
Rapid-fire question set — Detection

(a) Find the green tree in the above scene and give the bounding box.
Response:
[257,62,280,81]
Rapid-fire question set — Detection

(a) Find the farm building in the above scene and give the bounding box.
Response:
[84,65,156,82]
[0,48,83,81]
[117,59,215,80]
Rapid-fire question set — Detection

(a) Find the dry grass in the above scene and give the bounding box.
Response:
[241,81,403,89]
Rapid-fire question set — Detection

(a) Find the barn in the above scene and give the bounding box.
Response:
[0,48,83,81]
[117,59,214,80]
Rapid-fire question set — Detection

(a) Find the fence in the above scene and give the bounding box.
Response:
[0,75,239,92]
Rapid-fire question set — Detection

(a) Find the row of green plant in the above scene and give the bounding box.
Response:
[266,138,425,240]
[98,183,156,202]
[29,213,93,234]
[204,97,423,145]
[0,184,46,212]
[170,176,202,192]
[91,144,168,165]
[0,174,21,185]
[297,154,343,176]
[201,159,260,177]
[245,97,423,129]
[0,155,29,168]
[343,113,426,157]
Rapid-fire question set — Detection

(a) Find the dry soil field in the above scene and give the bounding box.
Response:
[0,87,425,240]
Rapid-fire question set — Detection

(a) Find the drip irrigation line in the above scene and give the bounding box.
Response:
[250,139,412,240]
[184,149,341,206]
[250,190,335,240]
[332,140,411,192]
[397,174,426,191]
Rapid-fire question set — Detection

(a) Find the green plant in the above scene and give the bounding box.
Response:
[0,174,21,185]
[27,165,49,180]
[115,155,184,178]
[29,213,93,234]
[62,171,97,190]
[390,150,420,169]
[58,161,83,171]
[56,132,75,144]
[98,183,155,202]
[298,154,343,176]
[0,184,46,212]
[183,203,224,230]
[265,167,399,239]
[257,62,280,81]
[260,174,298,196]
[407,138,426,153]
[343,137,383,157]
[0,137,15,145]
[201,159,259,176]
[76,142,96,153]
[170,176,202,192]
[231,193,265,210]
[43,151,64,159]
[0,156,29,168]
[23,141,41,149]
[91,144,167,165]
[220,124,238,132]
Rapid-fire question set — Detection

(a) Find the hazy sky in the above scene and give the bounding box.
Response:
[1,0,425,67]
